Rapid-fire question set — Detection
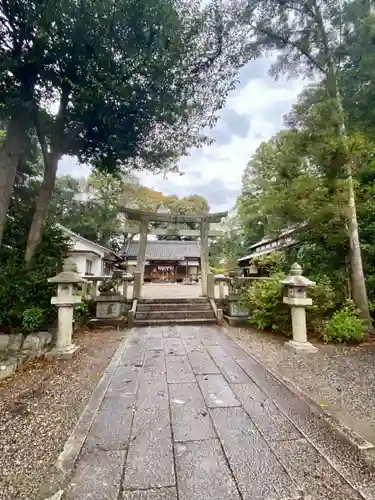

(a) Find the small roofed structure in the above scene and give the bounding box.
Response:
[238,227,298,275]
[121,240,201,283]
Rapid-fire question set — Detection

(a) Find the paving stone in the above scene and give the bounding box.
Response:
[175,439,241,500]
[164,338,186,356]
[188,351,220,374]
[196,374,240,408]
[163,326,180,338]
[169,383,216,441]
[237,356,375,492]
[122,488,177,499]
[182,335,205,353]
[124,407,175,489]
[166,355,195,383]
[206,345,250,383]
[65,450,124,500]
[83,403,134,452]
[233,383,301,441]
[107,365,140,396]
[136,374,169,409]
[270,438,364,500]
[210,407,300,500]
[146,336,164,350]
[120,345,145,367]
[143,349,166,375]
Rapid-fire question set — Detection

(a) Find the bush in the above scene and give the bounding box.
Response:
[307,275,337,331]
[74,298,90,328]
[22,307,46,332]
[253,251,286,274]
[322,301,367,344]
[241,272,292,334]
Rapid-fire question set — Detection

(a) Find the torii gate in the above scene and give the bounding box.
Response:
[120,208,227,297]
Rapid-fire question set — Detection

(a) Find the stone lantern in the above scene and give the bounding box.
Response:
[48,257,86,358]
[281,263,317,352]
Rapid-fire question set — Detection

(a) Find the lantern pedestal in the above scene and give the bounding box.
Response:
[285,339,317,352]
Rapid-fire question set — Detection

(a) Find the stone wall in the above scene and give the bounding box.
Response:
[0,331,52,381]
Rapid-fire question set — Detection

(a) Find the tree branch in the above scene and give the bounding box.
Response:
[256,25,327,74]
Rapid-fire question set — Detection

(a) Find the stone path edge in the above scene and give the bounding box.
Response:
[37,332,130,500]
[222,326,374,452]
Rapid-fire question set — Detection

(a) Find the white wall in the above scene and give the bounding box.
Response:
[68,252,103,276]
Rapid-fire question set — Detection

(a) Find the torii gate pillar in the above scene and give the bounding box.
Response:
[200,220,209,296]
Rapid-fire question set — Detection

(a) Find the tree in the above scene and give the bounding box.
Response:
[236,0,372,322]
[0,0,255,264]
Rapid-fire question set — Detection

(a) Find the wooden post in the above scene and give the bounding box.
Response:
[200,220,209,296]
[136,218,148,297]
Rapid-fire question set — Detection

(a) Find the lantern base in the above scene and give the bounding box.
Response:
[46,344,80,360]
[285,340,317,353]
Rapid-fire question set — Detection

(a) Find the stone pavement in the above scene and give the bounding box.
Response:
[62,325,375,500]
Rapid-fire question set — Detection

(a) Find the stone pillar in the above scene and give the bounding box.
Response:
[137,218,149,295]
[219,281,225,300]
[133,271,142,300]
[122,279,128,299]
[207,272,215,299]
[281,263,317,353]
[48,258,85,358]
[200,220,209,296]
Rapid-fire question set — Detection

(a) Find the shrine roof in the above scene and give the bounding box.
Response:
[122,240,200,261]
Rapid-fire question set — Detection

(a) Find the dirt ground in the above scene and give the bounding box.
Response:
[226,325,375,447]
[0,327,126,500]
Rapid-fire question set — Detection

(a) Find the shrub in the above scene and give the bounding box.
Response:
[241,272,292,334]
[253,251,286,274]
[307,275,337,331]
[322,301,367,344]
[74,299,90,328]
[22,307,47,332]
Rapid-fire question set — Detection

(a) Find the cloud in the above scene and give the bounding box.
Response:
[141,58,305,211]
[58,57,305,213]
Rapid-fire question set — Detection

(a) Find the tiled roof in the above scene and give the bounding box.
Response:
[123,240,201,261]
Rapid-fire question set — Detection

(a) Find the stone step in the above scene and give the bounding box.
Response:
[135,310,216,321]
[134,318,217,327]
[137,303,213,312]
[138,298,209,304]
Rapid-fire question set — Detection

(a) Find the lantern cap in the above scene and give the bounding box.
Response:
[48,257,86,284]
[280,262,315,288]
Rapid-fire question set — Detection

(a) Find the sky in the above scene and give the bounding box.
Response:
[57,56,305,213]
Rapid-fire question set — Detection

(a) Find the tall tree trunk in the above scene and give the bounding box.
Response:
[347,176,371,323]
[0,115,28,247]
[330,69,371,324]
[24,153,60,268]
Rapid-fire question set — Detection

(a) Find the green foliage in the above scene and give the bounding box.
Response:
[74,300,90,328]
[22,307,46,333]
[241,273,291,334]
[322,301,367,344]
[241,271,338,337]
[0,170,67,331]
[307,276,337,331]
[253,251,286,274]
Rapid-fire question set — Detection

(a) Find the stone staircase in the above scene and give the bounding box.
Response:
[134,298,217,326]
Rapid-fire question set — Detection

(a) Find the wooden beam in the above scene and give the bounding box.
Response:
[123,226,223,237]
[120,207,227,223]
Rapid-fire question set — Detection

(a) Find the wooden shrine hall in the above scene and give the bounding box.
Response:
[122,240,201,283]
